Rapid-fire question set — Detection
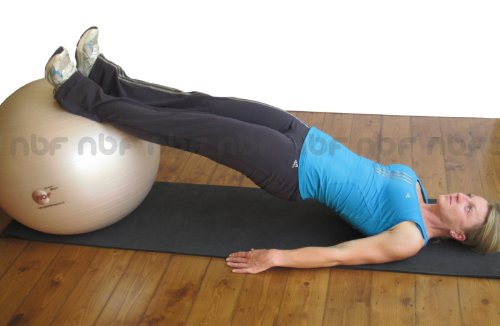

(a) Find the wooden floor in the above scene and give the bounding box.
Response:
[0,112,499,325]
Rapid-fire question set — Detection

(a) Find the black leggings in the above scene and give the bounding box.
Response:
[55,55,310,201]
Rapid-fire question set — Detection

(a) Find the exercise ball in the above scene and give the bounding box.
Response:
[0,79,160,234]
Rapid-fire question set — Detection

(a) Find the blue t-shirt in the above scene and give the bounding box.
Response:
[298,127,429,244]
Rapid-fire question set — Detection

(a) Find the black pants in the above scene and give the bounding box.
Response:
[55,55,310,201]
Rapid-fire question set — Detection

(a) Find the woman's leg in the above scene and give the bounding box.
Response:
[88,55,308,134]
[89,54,190,100]
[55,72,308,201]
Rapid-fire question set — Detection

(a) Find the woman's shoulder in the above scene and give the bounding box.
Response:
[390,221,427,249]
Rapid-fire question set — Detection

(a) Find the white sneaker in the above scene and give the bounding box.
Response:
[76,26,100,76]
[45,46,77,88]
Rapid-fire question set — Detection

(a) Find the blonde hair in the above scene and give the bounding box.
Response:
[463,203,500,253]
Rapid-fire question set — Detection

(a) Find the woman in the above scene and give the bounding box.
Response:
[45,27,500,274]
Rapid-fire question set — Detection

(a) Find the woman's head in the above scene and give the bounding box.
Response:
[435,193,500,253]
[463,202,500,253]
[436,193,489,240]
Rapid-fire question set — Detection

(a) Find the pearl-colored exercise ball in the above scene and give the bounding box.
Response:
[0,79,160,234]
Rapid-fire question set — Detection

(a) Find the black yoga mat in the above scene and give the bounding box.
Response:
[1,182,499,278]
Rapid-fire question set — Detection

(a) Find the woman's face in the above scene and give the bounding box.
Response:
[436,193,489,237]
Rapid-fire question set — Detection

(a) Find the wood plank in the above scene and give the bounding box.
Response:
[323,269,373,325]
[459,277,500,326]
[348,114,382,160]
[0,242,61,325]
[50,248,134,325]
[184,259,246,325]
[94,251,171,326]
[294,111,324,128]
[239,175,258,189]
[379,115,413,166]
[139,254,211,325]
[0,238,28,279]
[230,268,289,325]
[415,274,462,326]
[209,164,244,187]
[471,118,500,201]
[439,118,483,195]
[410,116,447,194]
[322,112,353,145]
[412,116,461,326]
[488,280,500,325]
[175,153,218,185]
[9,245,99,326]
[156,146,191,182]
[275,268,330,325]
[308,111,326,129]
[370,272,416,326]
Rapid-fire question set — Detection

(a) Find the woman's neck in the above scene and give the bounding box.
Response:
[420,203,450,239]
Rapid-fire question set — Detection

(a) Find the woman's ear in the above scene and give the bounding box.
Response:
[449,230,467,242]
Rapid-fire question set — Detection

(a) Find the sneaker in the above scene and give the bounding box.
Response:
[76,26,100,76]
[45,46,77,88]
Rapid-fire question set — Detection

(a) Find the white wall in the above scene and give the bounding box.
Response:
[1,0,499,118]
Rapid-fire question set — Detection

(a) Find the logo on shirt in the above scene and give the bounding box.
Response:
[292,160,299,168]
[374,167,413,185]
[405,192,411,199]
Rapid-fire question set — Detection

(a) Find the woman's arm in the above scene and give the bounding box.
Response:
[226,221,424,274]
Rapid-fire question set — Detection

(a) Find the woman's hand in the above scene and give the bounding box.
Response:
[226,249,276,274]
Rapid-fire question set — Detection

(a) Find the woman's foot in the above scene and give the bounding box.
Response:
[45,46,77,88]
[76,26,100,76]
